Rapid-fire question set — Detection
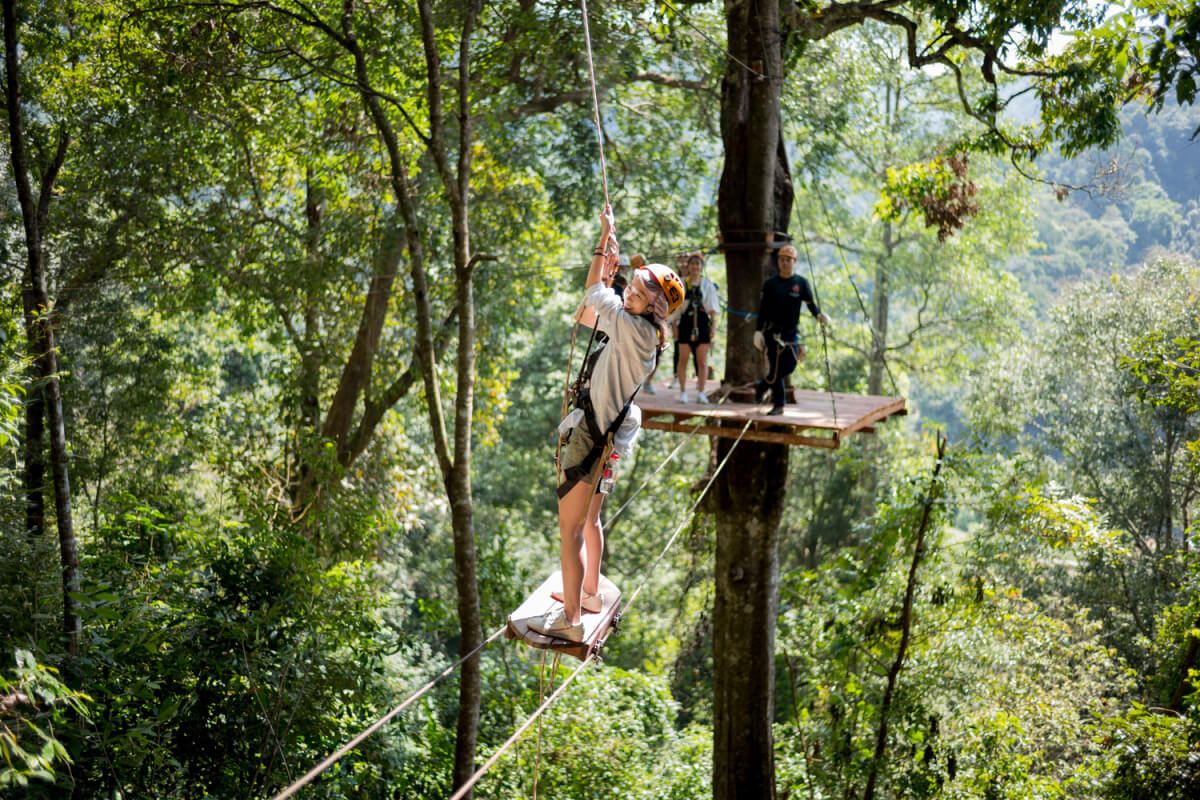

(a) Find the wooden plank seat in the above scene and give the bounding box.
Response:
[506,571,622,662]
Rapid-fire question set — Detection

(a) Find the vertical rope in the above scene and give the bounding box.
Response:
[579,0,610,208]
[795,224,839,426]
[813,182,900,396]
[557,0,612,483]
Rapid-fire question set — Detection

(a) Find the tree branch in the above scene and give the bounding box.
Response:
[863,432,947,800]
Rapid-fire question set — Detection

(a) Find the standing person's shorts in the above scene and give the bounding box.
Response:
[677,310,712,345]
[556,422,598,499]
[554,406,641,498]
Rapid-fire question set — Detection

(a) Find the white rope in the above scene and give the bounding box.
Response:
[579,0,610,207]
[448,652,596,800]
[270,625,506,800]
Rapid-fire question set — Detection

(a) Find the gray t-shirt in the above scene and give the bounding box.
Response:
[583,282,658,449]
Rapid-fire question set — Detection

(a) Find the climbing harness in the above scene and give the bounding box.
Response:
[556,322,659,498]
[762,333,806,387]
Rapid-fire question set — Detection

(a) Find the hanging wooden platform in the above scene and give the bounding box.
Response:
[637,383,906,449]
[506,571,621,662]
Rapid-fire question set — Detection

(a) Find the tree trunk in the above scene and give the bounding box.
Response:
[713,0,787,796]
[22,381,45,540]
[4,0,79,652]
[867,244,889,397]
[416,0,484,791]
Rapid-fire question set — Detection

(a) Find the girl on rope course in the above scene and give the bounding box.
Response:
[532,206,684,642]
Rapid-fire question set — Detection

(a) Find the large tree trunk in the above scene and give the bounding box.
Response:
[4,0,79,652]
[713,0,788,796]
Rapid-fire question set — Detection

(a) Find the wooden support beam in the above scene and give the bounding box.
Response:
[642,418,839,449]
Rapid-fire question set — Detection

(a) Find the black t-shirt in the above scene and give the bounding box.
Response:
[756,274,820,339]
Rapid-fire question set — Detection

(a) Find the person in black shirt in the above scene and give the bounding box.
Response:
[753,244,830,415]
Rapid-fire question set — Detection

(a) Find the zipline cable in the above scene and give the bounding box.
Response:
[270,625,507,800]
[557,0,614,477]
[448,651,598,800]
[620,418,752,614]
[448,419,754,799]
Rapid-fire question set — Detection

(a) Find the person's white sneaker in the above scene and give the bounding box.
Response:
[644,382,657,394]
[528,607,583,642]
[696,391,709,404]
[666,377,678,390]
[679,391,690,404]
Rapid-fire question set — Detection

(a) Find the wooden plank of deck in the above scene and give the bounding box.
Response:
[636,385,906,449]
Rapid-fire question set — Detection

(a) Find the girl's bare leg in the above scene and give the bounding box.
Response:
[697,343,709,393]
[556,480,592,625]
[581,492,606,596]
[677,343,693,392]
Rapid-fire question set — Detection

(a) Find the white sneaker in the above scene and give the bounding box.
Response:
[696,391,709,404]
[528,607,583,642]
[644,382,657,394]
[666,378,678,390]
[679,391,690,404]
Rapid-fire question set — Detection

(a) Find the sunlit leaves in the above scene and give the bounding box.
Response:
[875,152,980,242]
[0,649,91,789]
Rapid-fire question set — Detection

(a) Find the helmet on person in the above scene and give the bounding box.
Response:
[778,244,798,259]
[629,253,646,270]
[638,263,685,316]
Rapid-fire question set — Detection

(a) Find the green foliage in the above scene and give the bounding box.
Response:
[1140,2,1200,124]
[1122,332,1200,415]
[0,649,91,790]
[777,443,1132,800]
[2,2,1199,798]
[1096,704,1200,800]
[967,256,1200,676]
[875,152,981,241]
[476,664,711,800]
[55,507,396,798]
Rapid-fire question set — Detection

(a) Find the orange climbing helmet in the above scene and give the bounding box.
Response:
[638,263,685,316]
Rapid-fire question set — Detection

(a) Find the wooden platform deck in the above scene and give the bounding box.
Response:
[506,571,622,661]
[637,383,906,449]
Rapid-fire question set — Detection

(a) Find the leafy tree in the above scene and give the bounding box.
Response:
[967,254,1199,677]
[0,648,90,791]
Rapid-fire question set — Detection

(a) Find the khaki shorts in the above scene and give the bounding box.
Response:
[557,424,602,498]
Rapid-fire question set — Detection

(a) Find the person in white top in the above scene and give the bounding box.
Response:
[530,207,683,642]
[671,251,720,403]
